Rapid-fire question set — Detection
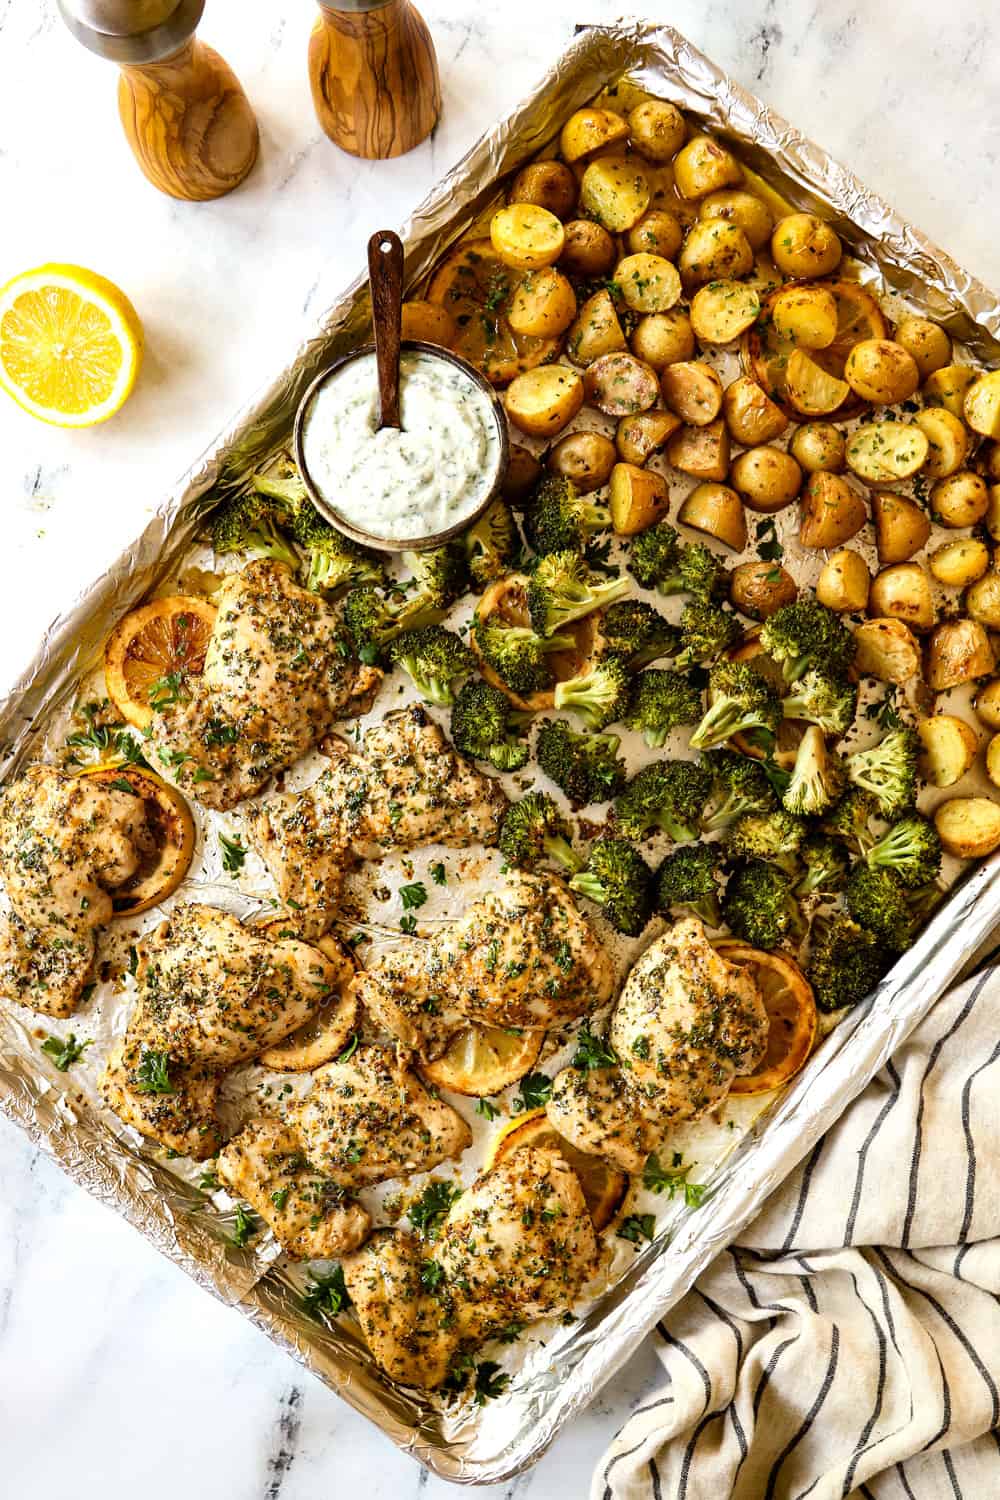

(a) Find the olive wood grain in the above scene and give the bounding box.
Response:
[117,38,258,201]
[309,0,441,161]
[368,229,404,430]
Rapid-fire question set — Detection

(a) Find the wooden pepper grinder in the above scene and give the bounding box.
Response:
[309,0,441,160]
[57,0,259,201]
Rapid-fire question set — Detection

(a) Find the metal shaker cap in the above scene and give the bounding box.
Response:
[57,0,206,63]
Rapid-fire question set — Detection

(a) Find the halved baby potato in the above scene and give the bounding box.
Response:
[507,268,577,339]
[790,422,846,474]
[613,253,682,314]
[560,219,617,278]
[965,571,1000,630]
[690,280,760,344]
[567,288,627,366]
[771,214,842,278]
[913,406,969,481]
[666,418,730,481]
[698,189,774,250]
[917,715,979,789]
[852,618,921,684]
[674,134,743,199]
[504,364,584,436]
[785,350,850,417]
[627,99,686,162]
[930,471,989,529]
[559,106,629,163]
[869,563,935,633]
[627,209,684,260]
[609,462,669,534]
[400,299,456,346]
[660,360,723,425]
[584,352,660,416]
[729,560,797,620]
[631,309,695,369]
[895,317,952,380]
[81,765,195,916]
[844,339,920,405]
[928,538,990,589]
[846,422,929,483]
[547,430,617,493]
[678,481,747,552]
[771,285,838,349]
[976,681,1000,730]
[987,483,1000,544]
[923,363,976,419]
[615,409,681,466]
[679,221,754,288]
[729,445,802,513]
[503,444,542,504]
[871,491,931,565]
[798,471,866,549]
[964,370,1000,439]
[934,797,1000,859]
[987,737,1000,791]
[816,549,870,614]
[579,155,651,232]
[722,376,788,446]
[258,933,358,1071]
[491,203,565,271]
[926,619,996,691]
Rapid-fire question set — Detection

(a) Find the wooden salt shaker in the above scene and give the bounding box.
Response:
[309,0,441,160]
[57,0,259,201]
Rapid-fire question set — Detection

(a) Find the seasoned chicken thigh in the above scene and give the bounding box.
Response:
[0,914,95,1019]
[342,1230,459,1389]
[546,1066,657,1175]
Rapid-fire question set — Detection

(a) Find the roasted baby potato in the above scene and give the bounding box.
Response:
[785,351,851,418]
[584,352,660,416]
[628,100,686,161]
[400,299,456,346]
[913,406,969,481]
[609,462,669,534]
[508,268,577,339]
[872,492,931,564]
[666,418,730,481]
[975,680,1000,730]
[934,797,1000,859]
[660,360,723,425]
[966,372,1000,439]
[510,160,578,220]
[579,156,651,232]
[816,549,871,613]
[560,220,617,278]
[771,214,842,278]
[771,285,838,349]
[674,134,743,199]
[926,619,996,691]
[987,737,1000,790]
[631,310,695,369]
[844,339,921,405]
[547,431,617,493]
[560,106,629,163]
[626,209,684,260]
[987,484,1000,544]
[846,422,929,483]
[729,560,797,619]
[690,280,761,344]
[928,538,990,589]
[722,376,788,446]
[504,364,584,437]
[790,422,846,473]
[613,252,682,314]
[853,618,921,684]
[923,363,976,419]
[503,443,542,504]
[567,289,627,366]
[869,563,935,632]
[986,445,1000,482]
[930,471,989,529]
[965,571,1000,630]
[698,189,774,250]
[895,317,952,380]
[616,409,681,465]
[917,715,979,788]
[678,481,747,552]
[729,445,802,513]
[798,471,867,549]
[491,203,565,271]
[678,221,754,287]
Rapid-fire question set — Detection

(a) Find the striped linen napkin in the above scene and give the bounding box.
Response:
[593,960,1000,1500]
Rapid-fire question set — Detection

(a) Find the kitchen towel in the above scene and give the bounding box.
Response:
[593,959,1000,1500]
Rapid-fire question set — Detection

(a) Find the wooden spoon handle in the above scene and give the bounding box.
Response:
[368,228,404,430]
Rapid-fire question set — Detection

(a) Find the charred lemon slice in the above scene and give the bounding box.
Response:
[425,239,561,386]
[104,594,217,730]
[488,1107,629,1231]
[744,279,887,414]
[785,349,851,417]
[258,931,358,1072]
[725,637,804,768]
[82,765,195,916]
[471,574,599,711]
[420,1025,543,1097]
[716,942,817,1095]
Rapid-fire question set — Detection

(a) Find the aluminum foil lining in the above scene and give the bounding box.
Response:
[2,20,999,1484]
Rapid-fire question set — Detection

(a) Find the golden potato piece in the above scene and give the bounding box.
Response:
[579,155,651,232]
[660,360,723,425]
[510,160,578,219]
[965,572,1000,630]
[615,409,681,466]
[560,107,629,163]
[503,444,542,504]
[869,563,935,633]
[679,221,753,287]
[785,350,850,417]
[627,209,683,260]
[507,268,577,339]
[872,492,931,565]
[566,288,627,367]
[790,422,846,474]
[666,419,730,481]
[771,214,842,277]
[613,253,682,314]
[913,406,969,481]
[917,715,979,789]
[560,219,617,278]
[690,280,761,344]
[771,286,838,349]
[895,317,952,380]
[926,619,996,691]
[798,471,866,549]
[816,549,870,614]
[584,352,660,416]
[729,561,797,620]
[400,299,455,347]
[987,737,1000,791]
[975,680,1000,731]
[504,364,584,437]
[547,431,617,493]
[964,370,1000,439]
[934,797,1000,860]
[491,204,565,271]
[923,363,975,419]
[699,189,773,250]
[729,445,802,514]
[609,462,669,535]
[722,376,788,447]
[931,471,989,529]
[627,100,686,162]
[631,310,695,369]
[674,134,743,199]
[844,339,920,405]
[853,618,922,684]
[987,483,1000,544]
[678,482,747,552]
[929,538,990,589]
[846,422,928,483]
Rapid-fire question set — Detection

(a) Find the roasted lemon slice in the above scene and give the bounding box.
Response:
[716,942,817,1095]
[0,263,143,426]
[471,574,599,711]
[425,239,561,386]
[421,1024,543,1097]
[488,1107,629,1231]
[785,349,851,416]
[743,279,886,413]
[105,595,217,730]
[258,931,359,1071]
[81,765,195,916]
[725,638,804,769]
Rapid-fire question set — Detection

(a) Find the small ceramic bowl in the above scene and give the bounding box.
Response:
[292,340,509,554]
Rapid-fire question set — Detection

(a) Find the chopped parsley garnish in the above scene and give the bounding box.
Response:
[336,1034,359,1063]
[419,1259,445,1291]
[754,517,784,562]
[864,686,903,730]
[399,881,428,911]
[399,913,418,935]
[475,1097,500,1121]
[409,1179,462,1240]
[198,1169,220,1192]
[642,1151,708,1209]
[617,1213,656,1246]
[430,861,447,885]
[474,1361,510,1405]
[135,1048,174,1095]
[219,832,247,874]
[229,1203,260,1248]
[631,1034,650,1060]
[513,1071,552,1112]
[127,945,139,977]
[303,1264,350,1319]
[107,776,137,795]
[40,1032,92,1071]
[571,1023,617,1071]
[147,672,187,710]
[271,1188,290,1211]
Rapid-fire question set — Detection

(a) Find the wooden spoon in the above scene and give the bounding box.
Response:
[368,228,404,430]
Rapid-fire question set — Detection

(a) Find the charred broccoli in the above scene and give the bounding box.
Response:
[343,585,445,665]
[844,864,915,951]
[807,913,891,1012]
[702,749,779,831]
[688,661,781,751]
[595,599,678,669]
[472,617,573,696]
[402,542,471,609]
[759,599,855,683]
[865,813,942,889]
[629,524,727,600]
[450,679,531,771]
[795,833,850,897]
[210,492,299,568]
[781,668,858,737]
[721,859,803,949]
[725,807,806,870]
[822,788,878,855]
[499,792,581,875]
[569,836,653,935]
[782,726,846,817]
[674,600,741,668]
[614,760,714,842]
[464,499,518,588]
[654,842,722,927]
[527,551,629,637]
[291,505,385,594]
[525,476,611,555]
[553,655,632,730]
[535,718,627,807]
[387,626,475,706]
[623,668,704,748]
[250,457,310,526]
[845,728,919,818]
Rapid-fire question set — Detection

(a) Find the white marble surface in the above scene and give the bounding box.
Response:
[1,2,999,1496]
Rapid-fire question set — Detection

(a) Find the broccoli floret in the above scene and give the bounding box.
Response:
[342,585,445,665]
[499,792,581,875]
[629,525,727,601]
[781,669,858,737]
[210,492,300,568]
[553,655,632,730]
[865,813,942,890]
[290,505,385,594]
[250,457,310,526]
[688,661,782,751]
[569,836,653,935]
[807,913,891,1013]
[464,499,518,589]
[450,679,531,771]
[614,760,714,841]
[782,726,845,817]
[674,601,741,668]
[822,788,878,855]
[795,833,850,897]
[725,808,806,870]
[654,842,722,927]
[535,719,626,807]
[387,625,475,707]
[596,599,679,669]
[702,749,778,831]
[527,551,629,637]
[401,542,471,609]
[525,475,611,555]
[722,859,803,949]
[628,521,680,590]
[759,599,856,683]
[844,864,915,951]
[623,668,704,748]
[845,728,919,818]
[472,618,574,696]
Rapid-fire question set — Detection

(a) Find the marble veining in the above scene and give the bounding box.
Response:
[1,1,999,1495]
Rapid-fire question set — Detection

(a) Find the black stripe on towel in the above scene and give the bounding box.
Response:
[840,1267,889,1496]
[764,1327,840,1500]
[956,1037,1000,1262]
[657,1327,712,1418]
[780,1136,827,1252]
[844,1058,902,1244]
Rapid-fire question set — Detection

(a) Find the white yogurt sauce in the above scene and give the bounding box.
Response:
[301,349,501,542]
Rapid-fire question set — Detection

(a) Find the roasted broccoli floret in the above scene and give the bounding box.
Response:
[844,864,915,951]
[464,499,518,588]
[721,859,804,949]
[782,726,845,817]
[596,599,678,669]
[822,788,878,855]
[627,521,680,590]
[845,728,919,818]
[623,668,704,748]
[401,541,471,609]
[290,505,385,594]
[795,833,850,897]
[387,626,475,707]
[674,600,740,668]
[553,655,632,731]
[472,618,573,696]
[688,661,782,751]
[527,551,629,637]
[250,457,310,526]
[807,913,891,1013]
[781,668,858,737]
[865,812,942,890]
[569,836,653,935]
[450,679,531,771]
[499,791,581,875]
[702,749,779,831]
[654,842,722,927]
[210,492,300,568]
[343,585,445,664]
[629,524,727,600]
[535,718,626,807]
[759,599,855,683]
[614,760,714,842]
[725,807,806,870]
[525,475,611,555]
